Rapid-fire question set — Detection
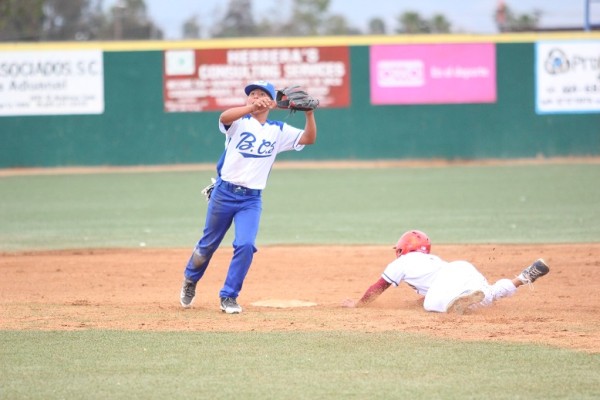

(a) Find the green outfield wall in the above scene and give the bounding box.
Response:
[1,33,599,168]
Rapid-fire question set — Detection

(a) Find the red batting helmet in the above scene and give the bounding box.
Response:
[394,230,431,257]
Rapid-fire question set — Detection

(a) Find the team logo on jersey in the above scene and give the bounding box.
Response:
[236,132,276,158]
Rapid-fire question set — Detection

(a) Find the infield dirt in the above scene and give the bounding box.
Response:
[1,243,598,353]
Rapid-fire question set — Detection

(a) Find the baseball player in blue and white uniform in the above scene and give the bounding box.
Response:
[343,230,550,314]
[180,80,317,314]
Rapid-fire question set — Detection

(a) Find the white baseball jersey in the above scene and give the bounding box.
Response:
[382,252,517,312]
[382,252,448,296]
[218,115,305,190]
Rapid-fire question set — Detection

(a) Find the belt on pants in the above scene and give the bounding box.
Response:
[220,180,262,196]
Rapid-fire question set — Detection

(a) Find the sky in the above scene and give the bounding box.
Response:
[107,0,599,39]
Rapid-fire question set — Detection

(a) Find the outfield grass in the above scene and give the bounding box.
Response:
[1,331,598,400]
[1,163,599,251]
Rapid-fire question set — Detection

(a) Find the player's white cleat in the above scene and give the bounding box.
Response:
[220,297,242,314]
[180,278,197,308]
[446,290,485,315]
[518,259,550,285]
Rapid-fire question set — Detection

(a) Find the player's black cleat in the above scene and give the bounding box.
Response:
[518,259,550,285]
[180,278,197,308]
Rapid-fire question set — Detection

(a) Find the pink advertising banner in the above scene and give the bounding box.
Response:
[370,43,496,105]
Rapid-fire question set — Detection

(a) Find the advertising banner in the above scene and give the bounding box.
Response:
[0,50,104,116]
[536,40,600,114]
[370,43,496,105]
[163,46,350,112]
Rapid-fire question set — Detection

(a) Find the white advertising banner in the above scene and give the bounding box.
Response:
[536,40,600,114]
[0,50,104,116]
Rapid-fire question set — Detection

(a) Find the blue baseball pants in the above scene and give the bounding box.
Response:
[184,180,262,299]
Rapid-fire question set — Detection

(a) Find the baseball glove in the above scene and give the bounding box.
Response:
[276,86,319,112]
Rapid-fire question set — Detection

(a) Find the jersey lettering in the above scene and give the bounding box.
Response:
[236,132,255,151]
[257,139,276,155]
[235,132,275,158]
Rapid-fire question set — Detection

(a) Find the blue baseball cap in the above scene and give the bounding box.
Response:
[244,80,276,100]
